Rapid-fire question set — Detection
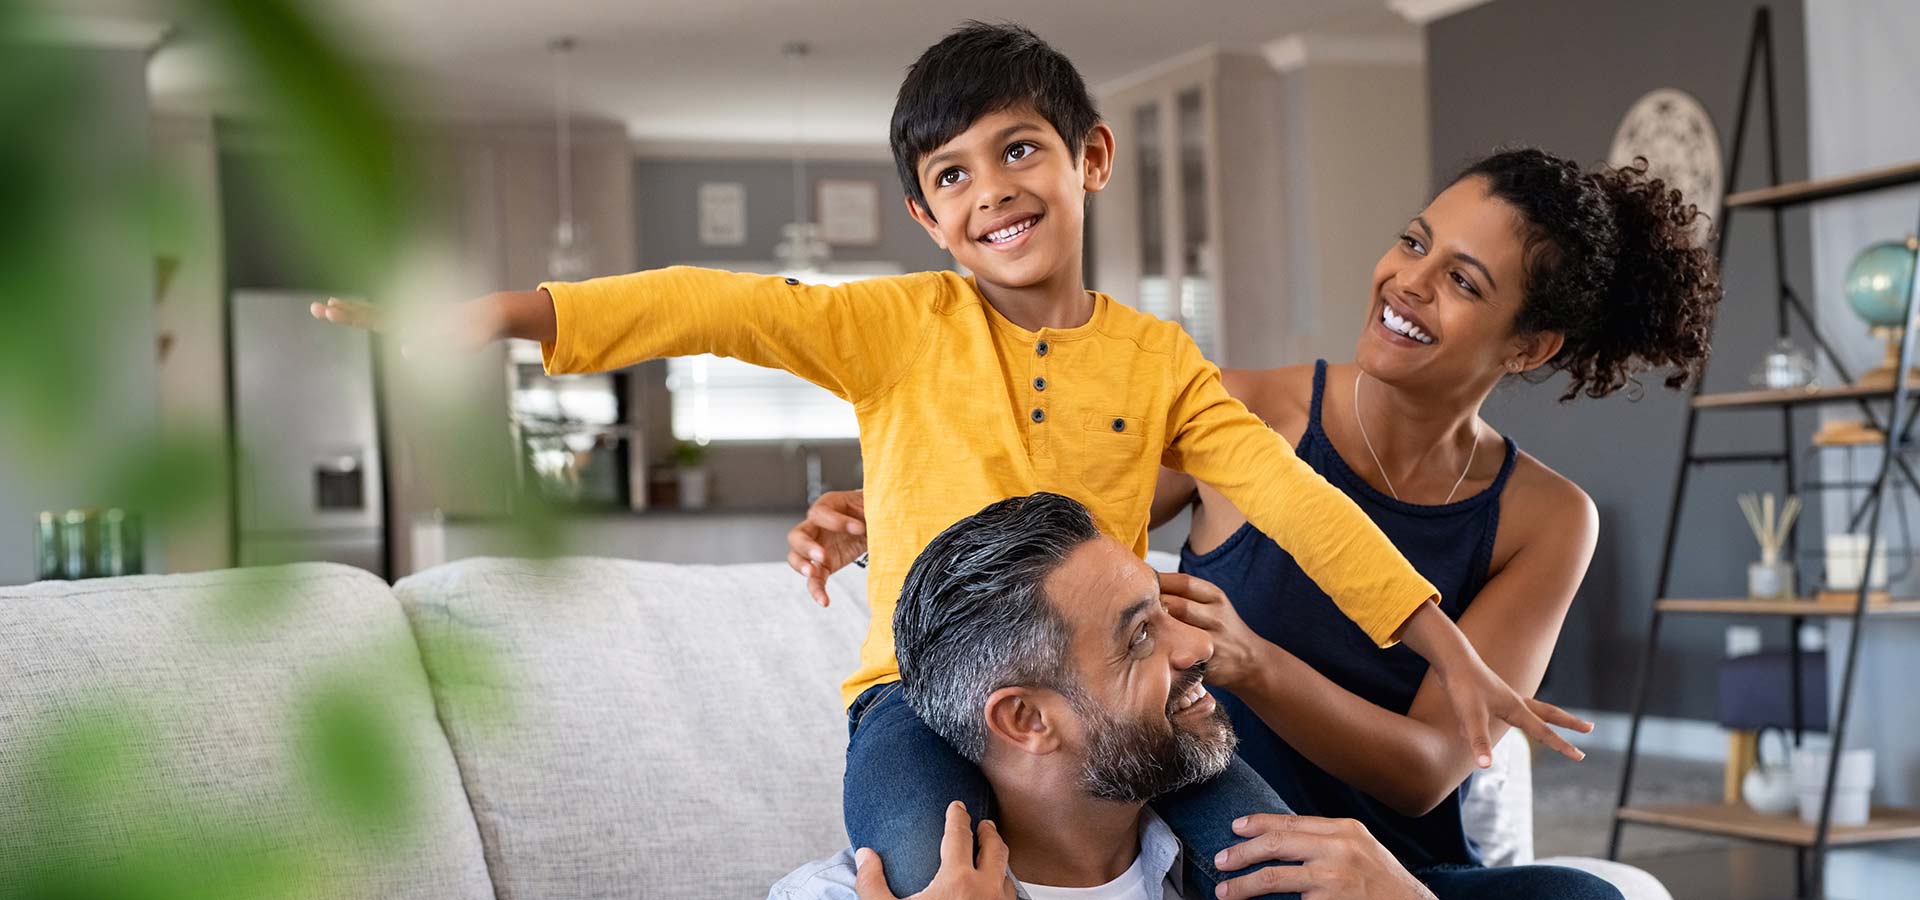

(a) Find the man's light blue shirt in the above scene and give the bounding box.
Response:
[767,810,1193,900]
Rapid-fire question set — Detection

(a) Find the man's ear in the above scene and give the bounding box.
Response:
[1508,328,1565,374]
[983,686,1065,756]
[904,195,948,250]
[1080,123,1115,195]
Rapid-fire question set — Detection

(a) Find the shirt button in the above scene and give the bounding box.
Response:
[1112,418,1126,433]
[1031,409,1046,423]
[1033,377,1047,391]
[784,277,800,285]
[1036,341,1049,357]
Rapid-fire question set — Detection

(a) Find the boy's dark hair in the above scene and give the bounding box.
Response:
[893,492,1098,762]
[890,21,1101,217]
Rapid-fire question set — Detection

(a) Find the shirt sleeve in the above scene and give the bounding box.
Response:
[538,266,944,405]
[1161,337,1437,647]
[765,850,863,900]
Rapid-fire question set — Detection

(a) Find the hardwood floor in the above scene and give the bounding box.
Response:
[1534,749,1849,899]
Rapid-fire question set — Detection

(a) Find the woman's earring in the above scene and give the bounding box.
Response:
[1507,361,1523,373]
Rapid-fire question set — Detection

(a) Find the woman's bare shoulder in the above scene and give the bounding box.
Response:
[1220,364,1316,432]
[1504,448,1599,543]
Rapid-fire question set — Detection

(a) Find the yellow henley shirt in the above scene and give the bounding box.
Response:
[540,267,1439,706]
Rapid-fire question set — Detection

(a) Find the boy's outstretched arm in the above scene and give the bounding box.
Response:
[316,267,944,405]
[310,289,556,348]
[1160,339,1587,766]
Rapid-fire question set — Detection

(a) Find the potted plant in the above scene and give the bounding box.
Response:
[672,440,711,510]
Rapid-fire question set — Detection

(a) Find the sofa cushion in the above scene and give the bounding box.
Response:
[396,556,870,900]
[1462,728,1534,866]
[0,563,494,898]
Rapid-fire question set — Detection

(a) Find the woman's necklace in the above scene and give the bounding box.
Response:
[1353,372,1478,504]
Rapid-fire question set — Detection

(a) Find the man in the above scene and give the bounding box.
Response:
[770,493,1434,900]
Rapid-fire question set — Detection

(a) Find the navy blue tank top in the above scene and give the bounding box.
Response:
[1180,360,1518,870]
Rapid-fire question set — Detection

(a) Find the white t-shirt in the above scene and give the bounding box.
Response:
[765,810,1192,900]
[1019,851,1182,900]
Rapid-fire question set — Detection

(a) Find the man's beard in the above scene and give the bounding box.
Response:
[1075,666,1237,804]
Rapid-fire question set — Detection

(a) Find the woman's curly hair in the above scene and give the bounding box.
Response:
[1456,147,1722,401]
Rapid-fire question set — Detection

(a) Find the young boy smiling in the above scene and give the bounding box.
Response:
[314,21,1585,896]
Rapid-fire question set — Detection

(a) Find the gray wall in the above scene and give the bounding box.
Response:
[1429,0,1812,718]
[633,157,953,272]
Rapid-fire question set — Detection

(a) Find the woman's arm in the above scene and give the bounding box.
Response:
[1150,467,1199,529]
[1171,470,1598,816]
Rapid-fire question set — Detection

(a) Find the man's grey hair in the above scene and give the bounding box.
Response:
[893,492,1099,762]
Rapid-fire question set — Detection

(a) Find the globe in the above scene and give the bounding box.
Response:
[1844,238,1919,328]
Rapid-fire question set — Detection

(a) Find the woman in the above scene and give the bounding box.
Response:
[788,147,1719,900]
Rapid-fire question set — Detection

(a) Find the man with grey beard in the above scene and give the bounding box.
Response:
[770,493,1433,900]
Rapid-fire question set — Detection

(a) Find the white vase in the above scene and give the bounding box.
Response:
[1824,534,1888,592]
[1792,747,1874,826]
[1743,763,1797,814]
[677,466,710,510]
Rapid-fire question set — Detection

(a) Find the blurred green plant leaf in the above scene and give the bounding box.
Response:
[0,17,126,446]
[298,675,412,831]
[413,621,515,732]
[186,0,418,292]
[105,429,226,525]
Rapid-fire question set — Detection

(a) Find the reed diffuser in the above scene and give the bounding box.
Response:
[1740,492,1800,600]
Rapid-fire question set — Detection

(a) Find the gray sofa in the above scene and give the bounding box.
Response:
[0,557,1666,898]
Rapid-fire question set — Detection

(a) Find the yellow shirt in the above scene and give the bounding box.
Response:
[541,267,1438,706]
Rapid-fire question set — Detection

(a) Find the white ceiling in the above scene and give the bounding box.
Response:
[68,0,1418,147]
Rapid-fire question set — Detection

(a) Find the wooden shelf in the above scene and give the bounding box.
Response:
[1691,383,1909,409]
[1657,597,1920,616]
[1617,804,1920,847]
[1724,160,1920,209]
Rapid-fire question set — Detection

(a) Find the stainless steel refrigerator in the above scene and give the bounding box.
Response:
[229,290,385,577]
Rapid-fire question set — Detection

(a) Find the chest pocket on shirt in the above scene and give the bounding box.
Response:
[1075,412,1149,504]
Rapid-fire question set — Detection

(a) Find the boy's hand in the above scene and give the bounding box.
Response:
[786,489,868,607]
[1398,603,1591,766]
[1436,650,1589,766]
[1158,572,1263,691]
[310,291,548,352]
[854,802,1016,900]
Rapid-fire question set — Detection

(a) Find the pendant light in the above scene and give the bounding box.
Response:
[773,40,830,277]
[546,36,594,281]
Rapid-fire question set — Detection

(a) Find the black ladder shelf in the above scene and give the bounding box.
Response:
[1605,8,1920,899]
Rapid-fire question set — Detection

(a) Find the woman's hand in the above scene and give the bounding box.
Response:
[1158,572,1265,692]
[786,489,869,606]
[1212,815,1435,900]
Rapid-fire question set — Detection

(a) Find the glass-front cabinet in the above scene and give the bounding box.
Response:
[1095,50,1301,368]
[1122,84,1220,360]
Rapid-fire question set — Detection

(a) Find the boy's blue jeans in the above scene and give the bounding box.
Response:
[1412,864,1625,900]
[844,683,1302,899]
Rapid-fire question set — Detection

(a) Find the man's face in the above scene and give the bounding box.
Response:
[904,106,1104,291]
[1043,536,1236,803]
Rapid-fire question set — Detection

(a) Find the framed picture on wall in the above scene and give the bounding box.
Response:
[815,179,880,246]
[698,182,748,246]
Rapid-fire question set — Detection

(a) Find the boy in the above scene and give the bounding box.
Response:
[316,21,1584,896]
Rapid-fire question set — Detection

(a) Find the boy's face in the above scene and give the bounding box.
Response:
[905,106,1113,291]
